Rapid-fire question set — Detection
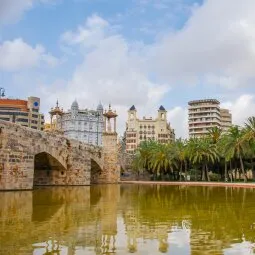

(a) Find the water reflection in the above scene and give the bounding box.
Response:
[0,185,255,254]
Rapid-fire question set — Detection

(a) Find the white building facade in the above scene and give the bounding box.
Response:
[60,100,104,146]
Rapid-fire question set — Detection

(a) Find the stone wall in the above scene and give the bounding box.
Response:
[0,120,104,190]
[91,132,120,184]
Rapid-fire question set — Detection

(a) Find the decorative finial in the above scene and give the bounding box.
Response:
[109,103,112,111]
[56,100,59,108]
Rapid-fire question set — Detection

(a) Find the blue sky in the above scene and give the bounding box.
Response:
[0,0,255,137]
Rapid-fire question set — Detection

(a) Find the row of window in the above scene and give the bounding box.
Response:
[126,133,136,138]
[140,125,155,129]
[139,131,155,135]
[126,144,137,149]
[140,136,155,141]
[158,134,168,138]
[0,111,28,116]
[126,139,136,143]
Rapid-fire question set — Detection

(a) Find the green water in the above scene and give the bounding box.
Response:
[1,184,255,255]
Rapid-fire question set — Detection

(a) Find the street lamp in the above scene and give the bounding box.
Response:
[0,88,5,98]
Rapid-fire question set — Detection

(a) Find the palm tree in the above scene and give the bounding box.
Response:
[149,143,177,180]
[222,126,249,182]
[244,116,255,142]
[174,139,188,181]
[135,140,158,172]
[208,126,222,144]
[243,117,255,180]
[188,138,219,181]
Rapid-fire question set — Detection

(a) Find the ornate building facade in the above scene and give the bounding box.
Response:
[51,100,104,146]
[125,105,175,153]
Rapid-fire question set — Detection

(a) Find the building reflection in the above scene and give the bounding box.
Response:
[0,185,255,254]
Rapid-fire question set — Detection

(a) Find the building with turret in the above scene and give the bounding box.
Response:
[125,105,175,153]
[50,100,104,146]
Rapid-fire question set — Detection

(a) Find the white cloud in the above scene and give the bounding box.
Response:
[40,14,168,134]
[221,94,255,126]
[60,14,110,47]
[0,0,56,24]
[6,0,255,138]
[152,0,255,88]
[0,38,59,71]
[167,107,188,139]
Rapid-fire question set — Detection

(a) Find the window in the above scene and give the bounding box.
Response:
[0,117,10,121]
[17,118,28,123]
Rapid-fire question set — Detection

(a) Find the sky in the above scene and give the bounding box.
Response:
[0,0,255,138]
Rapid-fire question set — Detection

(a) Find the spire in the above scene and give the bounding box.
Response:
[159,105,166,111]
[129,105,136,111]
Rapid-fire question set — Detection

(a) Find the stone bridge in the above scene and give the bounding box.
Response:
[0,120,120,190]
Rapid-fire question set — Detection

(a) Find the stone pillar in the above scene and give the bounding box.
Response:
[107,118,111,132]
[94,132,120,184]
[104,116,107,132]
[114,117,116,133]
[50,115,53,129]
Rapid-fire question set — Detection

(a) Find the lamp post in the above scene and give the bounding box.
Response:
[0,88,5,98]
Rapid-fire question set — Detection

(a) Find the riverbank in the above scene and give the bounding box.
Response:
[120,180,255,188]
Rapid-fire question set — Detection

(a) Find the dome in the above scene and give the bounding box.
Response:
[71,99,79,110]
[97,102,103,111]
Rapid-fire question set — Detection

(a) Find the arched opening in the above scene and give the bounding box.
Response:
[34,152,67,186]
[90,159,103,184]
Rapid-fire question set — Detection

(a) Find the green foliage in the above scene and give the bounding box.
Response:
[131,116,255,182]
[209,173,221,182]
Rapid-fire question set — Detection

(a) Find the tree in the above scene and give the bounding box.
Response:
[188,138,219,181]
[149,143,177,179]
[174,139,188,181]
[244,116,255,142]
[208,126,222,144]
[222,126,249,182]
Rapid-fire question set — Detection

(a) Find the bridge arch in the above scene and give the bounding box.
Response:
[33,152,67,186]
[90,158,103,184]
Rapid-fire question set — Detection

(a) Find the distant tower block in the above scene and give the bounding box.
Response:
[92,104,120,184]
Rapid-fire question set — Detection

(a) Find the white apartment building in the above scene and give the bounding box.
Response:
[188,99,232,138]
[220,108,232,131]
[125,105,175,153]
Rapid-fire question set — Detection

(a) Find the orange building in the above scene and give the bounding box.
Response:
[0,96,45,130]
